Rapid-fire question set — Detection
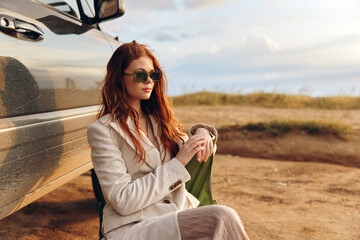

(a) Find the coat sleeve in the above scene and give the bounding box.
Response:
[189,123,218,154]
[87,121,191,216]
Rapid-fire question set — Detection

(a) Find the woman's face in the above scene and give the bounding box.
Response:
[123,55,156,103]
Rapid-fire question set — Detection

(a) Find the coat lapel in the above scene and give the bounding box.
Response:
[109,116,162,170]
[148,115,172,163]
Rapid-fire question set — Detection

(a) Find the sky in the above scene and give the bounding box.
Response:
[100,0,360,97]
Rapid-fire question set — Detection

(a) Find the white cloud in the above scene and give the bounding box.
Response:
[182,0,230,10]
[286,13,303,21]
[165,32,360,96]
[263,0,280,6]
[98,0,360,97]
[241,35,281,53]
[154,32,178,42]
[125,0,176,12]
[209,45,219,53]
[265,73,279,79]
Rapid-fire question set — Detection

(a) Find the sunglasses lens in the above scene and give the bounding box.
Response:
[131,70,162,82]
[134,72,148,82]
[150,71,162,81]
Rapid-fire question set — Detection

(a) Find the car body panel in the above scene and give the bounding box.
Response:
[0,0,121,219]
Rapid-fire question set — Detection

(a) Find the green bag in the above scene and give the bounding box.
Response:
[185,153,217,206]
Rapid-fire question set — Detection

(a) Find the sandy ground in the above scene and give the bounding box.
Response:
[172,105,360,130]
[2,155,360,240]
[1,106,360,239]
[213,155,360,240]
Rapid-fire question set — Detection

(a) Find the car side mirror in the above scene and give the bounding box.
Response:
[94,0,125,23]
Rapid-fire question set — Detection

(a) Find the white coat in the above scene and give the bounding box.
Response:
[87,113,217,239]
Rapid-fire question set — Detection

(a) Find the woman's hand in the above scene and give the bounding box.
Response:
[194,128,213,163]
[175,135,205,166]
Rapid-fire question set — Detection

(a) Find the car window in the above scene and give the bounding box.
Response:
[80,0,95,18]
[38,0,80,19]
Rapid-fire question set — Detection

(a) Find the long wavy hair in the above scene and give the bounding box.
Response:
[98,41,184,164]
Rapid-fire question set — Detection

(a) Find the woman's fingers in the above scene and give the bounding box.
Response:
[197,146,203,162]
[203,142,210,162]
[203,142,208,162]
[208,142,213,160]
[191,130,215,162]
[185,136,205,156]
[178,134,214,164]
[185,135,204,146]
[193,145,204,162]
[186,136,205,148]
[190,139,205,151]
[196,142,210,163]
[199,138,213,162]
[175,136,205,166]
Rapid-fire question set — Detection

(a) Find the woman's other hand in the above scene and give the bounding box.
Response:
[194,128,213,163]
[175,135,205,166]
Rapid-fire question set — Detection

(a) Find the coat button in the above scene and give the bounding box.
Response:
[163,199,171,204]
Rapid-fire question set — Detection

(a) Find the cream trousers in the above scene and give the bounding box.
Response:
[178,205,250,240]
[105,205,250,240]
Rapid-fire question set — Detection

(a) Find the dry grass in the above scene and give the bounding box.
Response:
[219,119,352,139]
[170,91,360,109]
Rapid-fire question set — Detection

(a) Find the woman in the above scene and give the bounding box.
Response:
[87,41,249,240]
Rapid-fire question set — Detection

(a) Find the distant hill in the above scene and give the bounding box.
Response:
[170,91,360,109]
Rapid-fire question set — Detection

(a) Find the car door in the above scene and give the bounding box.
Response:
[0,0,121,220]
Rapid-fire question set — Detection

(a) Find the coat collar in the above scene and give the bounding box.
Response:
[108,115,169,170]
[147,115,167,162]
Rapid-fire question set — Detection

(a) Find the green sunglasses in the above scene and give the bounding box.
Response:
[123,70,162,83]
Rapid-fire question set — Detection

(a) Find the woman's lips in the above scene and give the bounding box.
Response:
[143,88,152,92]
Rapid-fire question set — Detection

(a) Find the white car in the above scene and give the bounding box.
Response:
[0,0,124,220]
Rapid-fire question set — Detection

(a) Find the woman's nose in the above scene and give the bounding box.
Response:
[145,76,153,83]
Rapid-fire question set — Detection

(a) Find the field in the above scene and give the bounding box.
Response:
[1,105,360,239]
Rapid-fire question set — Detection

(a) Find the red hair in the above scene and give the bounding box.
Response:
[98,41,184,164]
